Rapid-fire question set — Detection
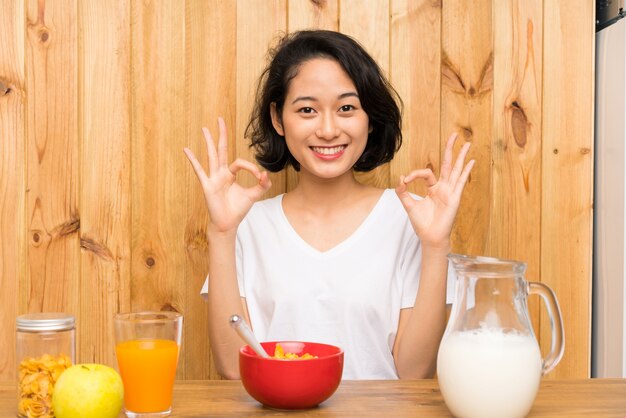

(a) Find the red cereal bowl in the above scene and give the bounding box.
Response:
[239,341,344,410]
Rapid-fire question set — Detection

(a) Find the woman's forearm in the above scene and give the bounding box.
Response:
[207,230,249,379]
[394,245,449,379]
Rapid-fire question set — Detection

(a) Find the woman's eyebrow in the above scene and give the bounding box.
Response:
[291,96,317,104]
[338,92,359,99]
[291,91,359,105]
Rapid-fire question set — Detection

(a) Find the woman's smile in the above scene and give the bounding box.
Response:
[310,145,347,159]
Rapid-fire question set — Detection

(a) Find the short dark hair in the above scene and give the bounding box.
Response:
[246,30,403,172]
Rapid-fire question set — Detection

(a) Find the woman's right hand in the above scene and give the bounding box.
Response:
[184,117,272,233]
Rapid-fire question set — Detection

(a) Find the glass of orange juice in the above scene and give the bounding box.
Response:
[114,311,183,417]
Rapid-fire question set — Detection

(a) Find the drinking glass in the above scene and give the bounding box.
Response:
[114,311,183,417]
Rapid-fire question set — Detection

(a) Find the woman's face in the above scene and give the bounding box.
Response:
[270,58,370,181]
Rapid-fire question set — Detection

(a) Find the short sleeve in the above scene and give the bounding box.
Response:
[400,235,422,308]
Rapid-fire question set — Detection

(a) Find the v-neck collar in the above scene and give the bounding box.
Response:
[275,189,391,257]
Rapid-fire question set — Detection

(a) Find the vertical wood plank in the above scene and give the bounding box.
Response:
[491,0,543,353]
[236,0,287,196]
[25,0,80,315]
[79,0,131,367]
[340,0,391,188]
[390,0,441,197]
[288,0,338,31]
[131,0,188,378]
[0,0,25,380]
[286,0,339,191]
[441,0,492,255]
[541,0,594,379]
[185,0,237,380]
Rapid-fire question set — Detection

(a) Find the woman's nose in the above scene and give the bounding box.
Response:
[315,114,340,140]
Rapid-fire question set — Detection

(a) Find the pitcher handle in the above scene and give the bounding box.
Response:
[528,281,565,375]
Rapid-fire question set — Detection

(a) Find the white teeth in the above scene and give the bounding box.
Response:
[312,146,346,155]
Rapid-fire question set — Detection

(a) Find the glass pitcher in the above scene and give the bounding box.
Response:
[437,254,564,418]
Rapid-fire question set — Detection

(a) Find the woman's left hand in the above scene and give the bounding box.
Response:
[395,132,475,248]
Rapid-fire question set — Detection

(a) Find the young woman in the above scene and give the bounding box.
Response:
[184,30,474,380]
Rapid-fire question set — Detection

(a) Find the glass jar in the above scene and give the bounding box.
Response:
[16,313,75,418]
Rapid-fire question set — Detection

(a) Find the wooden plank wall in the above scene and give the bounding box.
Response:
[0,0,594,381]
[0,0,25,379]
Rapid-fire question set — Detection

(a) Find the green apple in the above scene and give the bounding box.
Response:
[52,363,124,418]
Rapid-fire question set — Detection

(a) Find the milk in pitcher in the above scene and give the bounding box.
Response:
[437,328,542,418]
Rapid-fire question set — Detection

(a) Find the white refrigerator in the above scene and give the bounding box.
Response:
[593,9,626,378]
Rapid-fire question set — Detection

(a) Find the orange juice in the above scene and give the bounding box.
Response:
[115,339,179,412]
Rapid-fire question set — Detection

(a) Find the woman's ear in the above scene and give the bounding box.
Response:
[270,103,285,136]
[368,124,373,134]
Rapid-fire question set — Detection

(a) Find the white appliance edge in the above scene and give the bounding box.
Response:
[593,16,626,378]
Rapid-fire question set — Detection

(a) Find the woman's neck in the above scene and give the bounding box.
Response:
[285,170,374,211]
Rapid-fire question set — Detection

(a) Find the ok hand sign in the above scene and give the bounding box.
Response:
[184,117,272,234]
[395,133,474,248]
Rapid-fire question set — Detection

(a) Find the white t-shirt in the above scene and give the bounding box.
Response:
[201,189,456,379]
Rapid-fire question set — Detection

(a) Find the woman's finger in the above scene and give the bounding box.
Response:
[217,117,229,168]
[440,132,458,182]
[183,147,209,184]
[403,168,437,188]
[395,175,417,212]
[202,127,219,176]
[449,141,471,185]
[229,158,264,179]
[246,171,273,201]
[453,160,475,195]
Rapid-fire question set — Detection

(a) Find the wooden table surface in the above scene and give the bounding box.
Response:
[2,378,625,417]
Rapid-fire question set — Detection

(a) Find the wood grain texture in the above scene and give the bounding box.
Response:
[441,0,493,256]
[491,0,543,358]
[390,0,441,197]
[184,0,237,380]
[288,0,338,31]
[286,0,339,191]
[541,1,594,379]
[169,379,626,417]
[0,0,25,380]
[130,0,188,377]
[340,0,391,188]
[78,0,131,367]
[26,0,81,313]
[236,0,287,196]
[1,379,625,416]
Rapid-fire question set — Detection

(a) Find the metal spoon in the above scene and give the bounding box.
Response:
[229,314,270,358]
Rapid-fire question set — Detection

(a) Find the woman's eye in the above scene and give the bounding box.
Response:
[298,107,315,114]
[339,105,355,112]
